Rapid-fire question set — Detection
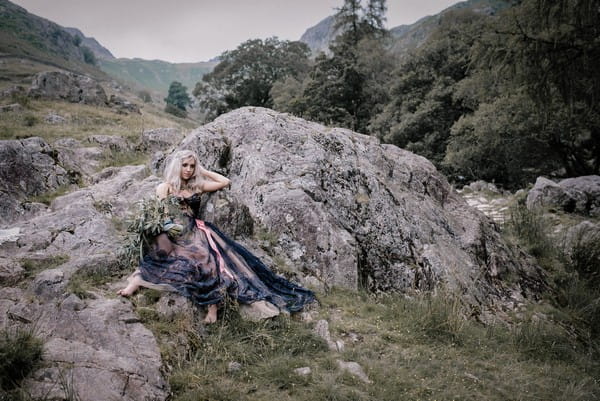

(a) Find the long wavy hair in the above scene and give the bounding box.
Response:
[164,150,205,193]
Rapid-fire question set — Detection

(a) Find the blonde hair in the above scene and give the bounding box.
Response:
[164,150,204,193]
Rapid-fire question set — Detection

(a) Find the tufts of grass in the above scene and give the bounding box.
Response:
[0,327,43,393]
[26,184,73,206]
[97,148,148,170]
[67,258,128,299]
[19,254,69,281]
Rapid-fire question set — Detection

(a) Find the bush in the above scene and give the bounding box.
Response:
[81,46,96,65]
[0,328,43,391]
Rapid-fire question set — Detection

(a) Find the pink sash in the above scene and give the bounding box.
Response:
[196,219,234,280]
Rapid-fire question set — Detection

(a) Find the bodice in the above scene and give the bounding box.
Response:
[171,192,202,217]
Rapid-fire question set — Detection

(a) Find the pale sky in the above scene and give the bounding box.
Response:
[12,0,460,63]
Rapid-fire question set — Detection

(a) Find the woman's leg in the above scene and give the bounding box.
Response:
[204,304,218,323]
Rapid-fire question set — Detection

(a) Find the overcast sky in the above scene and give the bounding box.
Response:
[12,0,459,63]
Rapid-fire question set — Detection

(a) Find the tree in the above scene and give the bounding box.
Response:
[476,0,600,176]
[164,81,191,117]
[371,9,484,164]
[295,0,391,133]
[193,37,311,121]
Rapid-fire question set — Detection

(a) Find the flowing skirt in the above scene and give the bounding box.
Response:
[137,215,315,312]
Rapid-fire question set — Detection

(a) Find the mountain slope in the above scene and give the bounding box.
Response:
[98,58,217,94]
[0,0,108,80]
[299,0,514,57]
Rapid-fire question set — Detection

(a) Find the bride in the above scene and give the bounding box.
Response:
[118,149,315,323]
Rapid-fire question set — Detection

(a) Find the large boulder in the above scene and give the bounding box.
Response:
[0,137,70,223]
[173,107,545,317]
[28,71,108,106]
[527,175,600,216]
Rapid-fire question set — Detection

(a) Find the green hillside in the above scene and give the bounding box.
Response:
[0,0,107,81]
[99,58,217,95]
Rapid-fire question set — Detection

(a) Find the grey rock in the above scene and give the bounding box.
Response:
[0,103,23,113]
[45,112,66,124]
[139,128,184,154]
[31,268,65,300]
[87,134,132,152]
[171,107,544,317]
[60,293,86,311]
[155,292,199,322]
[0,258,24,285]
[109,94,141,114]
[294,367,311,376]
[28,71,108,106]
[465,180,500,193]
[336,360,371,384]
[0,137,70,224]
[562,221,600,254]
[23,298,168,401]
[313,319,342,351]
[239,300,280,321]
[527,175,600,216]
[227,361,242,373]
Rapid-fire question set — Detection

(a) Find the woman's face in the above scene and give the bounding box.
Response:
[180,156,196,181]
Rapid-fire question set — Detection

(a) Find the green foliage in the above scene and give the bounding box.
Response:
[444,93,561,188]
[285,0,394,134]
[164,81,191,117]
[21,114,38,127]
[137,90,152,103]
[0,327,43,392]
[194,37,311,121]
[119,196,185,268]
[81,46,96,65]
[72,34,82,47]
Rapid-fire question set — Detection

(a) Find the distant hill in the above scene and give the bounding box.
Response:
[63,27,115,60]
[0,0,109,82]
[98,58,217,95]
[300,0,513,57]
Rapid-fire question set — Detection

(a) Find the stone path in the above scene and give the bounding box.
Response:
[458,191,513,225]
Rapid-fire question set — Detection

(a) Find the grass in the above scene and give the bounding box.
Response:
[19,254,69,281]
[126,285,599,401]
[26,184,74,206]
[0,99,195,143]
[67,257,128,299]
[0,327,43,395]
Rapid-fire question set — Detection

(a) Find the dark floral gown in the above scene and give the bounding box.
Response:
[137,193,315,313]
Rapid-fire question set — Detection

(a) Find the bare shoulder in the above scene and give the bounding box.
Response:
[156,182,170,199]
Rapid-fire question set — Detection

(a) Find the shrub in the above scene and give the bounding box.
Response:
[0,327,43,391]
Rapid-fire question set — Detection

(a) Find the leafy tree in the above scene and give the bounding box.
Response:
[477,0,600,176]
[293,0,391,133]
[164,81,191,117]
[371,10,485,164]
[194,37,311,121]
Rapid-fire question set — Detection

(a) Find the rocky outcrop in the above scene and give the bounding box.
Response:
[527,175,600,217]
[0,137,70,223]
[138,128,184,154]
[173,107,544,317]
[0,164,166,400]
[28,71,108,106]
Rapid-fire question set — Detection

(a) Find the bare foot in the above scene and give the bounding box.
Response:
[117,275,142,297]
[203,304,217,324]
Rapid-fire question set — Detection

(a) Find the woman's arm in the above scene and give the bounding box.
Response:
[199,168,231,192]
[156,182,169,200]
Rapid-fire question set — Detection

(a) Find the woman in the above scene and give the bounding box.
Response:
[118,150,315,323]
